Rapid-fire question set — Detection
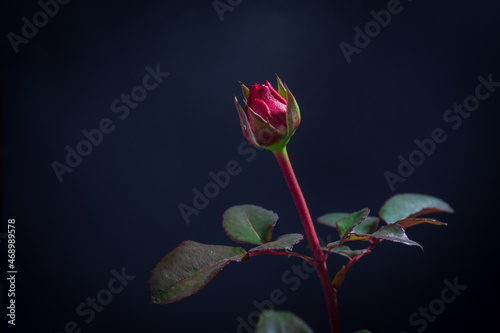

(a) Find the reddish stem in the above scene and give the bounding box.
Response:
[332,240,380,290]
[273,147,340,333]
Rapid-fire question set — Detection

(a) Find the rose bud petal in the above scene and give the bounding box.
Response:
[234,75,301,151]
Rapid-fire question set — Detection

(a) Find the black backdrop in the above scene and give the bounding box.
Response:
[2,1,500,332]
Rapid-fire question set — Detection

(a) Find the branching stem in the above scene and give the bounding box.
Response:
[332,240,380,290]
[247,250,314,264]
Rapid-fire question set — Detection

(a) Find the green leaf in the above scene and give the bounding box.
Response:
[369,224,422,249]
[352,330,371,333]
[319,213,379,245]
[249,234,304,252]
[322,240,341,251]
[317,208,370,239]
[329,245,370,259]
[353,216,379,235]
[336,210,368,239]
[317,212,349,227]
[396,218,447,229]
[379,193,454,224]
[255,310,313,333]
[223,205,278,245]
[325,223,422,248]
[150,241,246,304]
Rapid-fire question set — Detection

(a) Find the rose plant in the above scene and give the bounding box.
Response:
[149,75,453,333]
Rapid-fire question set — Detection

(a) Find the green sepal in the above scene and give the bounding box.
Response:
[275,74,287,100]
[285,83,301,137]
[234,96,259,147]
[239,81,249,103]
[261,137,292,152]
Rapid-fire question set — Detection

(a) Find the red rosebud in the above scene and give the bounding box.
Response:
[234,75,301,151]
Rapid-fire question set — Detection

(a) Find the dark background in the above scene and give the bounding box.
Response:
[2,0,499,332]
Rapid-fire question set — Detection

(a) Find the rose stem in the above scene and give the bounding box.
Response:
[273,147,340,333]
